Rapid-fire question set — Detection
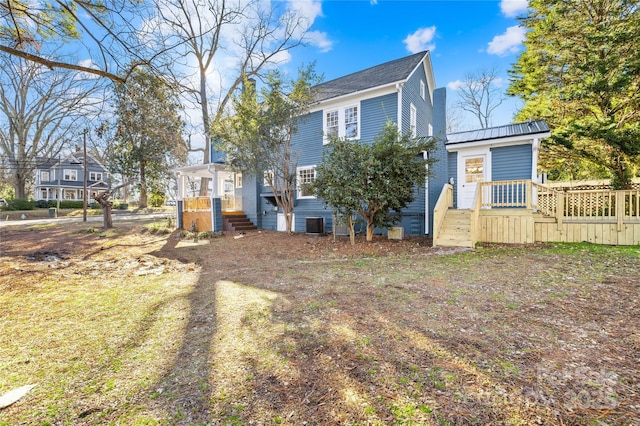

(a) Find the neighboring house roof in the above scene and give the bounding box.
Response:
[313,51,430,103]
[35,153,110,171]
[446,120,550,145]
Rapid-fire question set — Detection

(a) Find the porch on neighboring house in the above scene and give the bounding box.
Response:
[433,179,640,247]
[174,163,255,233]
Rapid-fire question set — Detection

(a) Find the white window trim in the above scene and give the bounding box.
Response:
[40,171,50,182]
[235,173,243,188]
[323,102,360,144]
[63,169,77,181]
[89,171,103,181]
[420,80,426,101]
[410,103,417,138]
[296,165,317,199]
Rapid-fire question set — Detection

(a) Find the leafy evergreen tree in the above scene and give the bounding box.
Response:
[315,123,438,243]
[111,68,187,207]
[508,0,640,188]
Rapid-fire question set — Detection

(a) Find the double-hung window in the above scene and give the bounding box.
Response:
[40,171,50,182]
[89,171,103,181]
[297,166,316,199]
[63,169,77,181]
[324,104,359,144]
[326,110,339,138]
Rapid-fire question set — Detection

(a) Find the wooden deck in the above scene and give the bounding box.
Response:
[434,180,640,247]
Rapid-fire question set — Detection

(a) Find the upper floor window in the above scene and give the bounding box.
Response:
[40,171,50,182]
[89,171,103,181]
[420,80,426,100]
[63,169,77,181]
[344,106,358,138]
[410,104,417,138]
[326,110,339,138]
[297,166,316,199]
[324,104,360,144]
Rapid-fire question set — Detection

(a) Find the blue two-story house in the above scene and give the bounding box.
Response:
[174,51,548,240]
[34,151,111,203]
[176,51,448,235]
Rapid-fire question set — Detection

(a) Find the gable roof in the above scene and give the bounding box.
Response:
[36,153,110,171]
[446,120,550,145]
[313,51,430,103]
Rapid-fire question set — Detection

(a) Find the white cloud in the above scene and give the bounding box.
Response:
[306,30,332,52]
[403,26,437,54]
[487,25,525,56]
[447,80,464,91]
[288,0,323,26]
[499,0,529,18]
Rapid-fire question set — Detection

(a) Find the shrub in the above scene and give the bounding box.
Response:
[148,193,165,208]
[7,199,35,210]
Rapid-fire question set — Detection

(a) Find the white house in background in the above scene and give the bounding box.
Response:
[34,151,111,202]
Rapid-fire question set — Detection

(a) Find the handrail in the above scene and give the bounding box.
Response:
[432,183,454,246]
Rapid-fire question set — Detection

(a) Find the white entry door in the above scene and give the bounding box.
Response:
[277,213,295,232]
[457,153,488,209]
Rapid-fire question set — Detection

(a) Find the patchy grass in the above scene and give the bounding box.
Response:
[0,224,638,425]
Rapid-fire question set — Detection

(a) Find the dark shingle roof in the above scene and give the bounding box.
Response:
[313,51,429,103]
[446,120,550,145]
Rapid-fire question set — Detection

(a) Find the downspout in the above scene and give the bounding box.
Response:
[424,151,429,235]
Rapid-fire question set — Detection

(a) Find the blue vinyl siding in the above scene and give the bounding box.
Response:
[401,65,433,137]
[360,93,398,142]
[490,145,532,207]
[491,145,532,181]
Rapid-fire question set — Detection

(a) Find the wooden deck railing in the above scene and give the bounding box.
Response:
[432,183,454,245]
[478,180,640,231]
[480,179,532,209]
[183,197,211,211]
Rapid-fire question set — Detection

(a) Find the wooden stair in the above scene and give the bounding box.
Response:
[435,209,473,248]
[222,213,257,232]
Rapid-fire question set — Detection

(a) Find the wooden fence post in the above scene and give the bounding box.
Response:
[616,191,624,232]
[556,191,564,231]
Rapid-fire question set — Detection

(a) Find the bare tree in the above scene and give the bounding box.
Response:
[0,0,156,82]
[455,67,505,129]
[0,53,102,198]
[150,0,312,168]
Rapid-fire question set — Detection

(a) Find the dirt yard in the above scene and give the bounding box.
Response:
[1,220,639,425]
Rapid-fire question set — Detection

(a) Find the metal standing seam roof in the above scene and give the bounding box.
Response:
[446,120,550,145]
[312,51,429,103]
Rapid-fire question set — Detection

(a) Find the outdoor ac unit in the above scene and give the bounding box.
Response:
[305,217,324,235]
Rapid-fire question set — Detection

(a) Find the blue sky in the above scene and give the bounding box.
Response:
[283,0,530,131]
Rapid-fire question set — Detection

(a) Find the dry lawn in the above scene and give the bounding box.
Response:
[0,220,639,425]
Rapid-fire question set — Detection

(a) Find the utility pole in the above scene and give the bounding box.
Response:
[83,129,88,222]
[56,154,61,211]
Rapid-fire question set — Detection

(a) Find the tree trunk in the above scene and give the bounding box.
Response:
[366,222,375,242]
[139,162,147,208]
[348,215,355,246]
[94,192,113,228]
